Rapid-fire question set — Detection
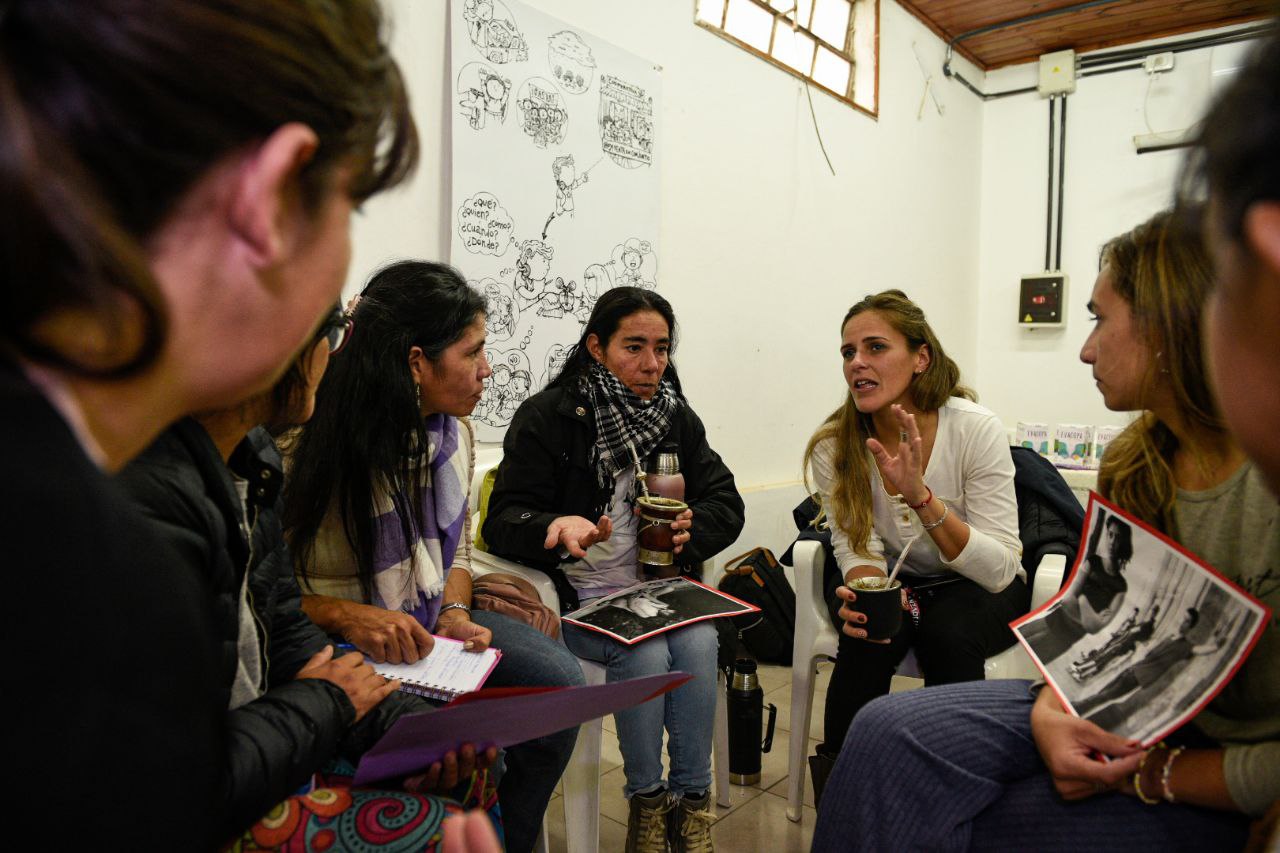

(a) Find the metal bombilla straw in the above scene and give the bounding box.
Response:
[885,531,921,589]
[629,442,651,500]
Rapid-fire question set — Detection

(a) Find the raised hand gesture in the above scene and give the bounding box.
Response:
[865,404,930,505]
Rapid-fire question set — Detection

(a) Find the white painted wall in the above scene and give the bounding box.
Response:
[972,30,1254,432]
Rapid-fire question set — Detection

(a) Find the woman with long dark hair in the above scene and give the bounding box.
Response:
[802,290,1026,790]
[0,1,431,846]
[284,261,584,853]
[483,286,745,853]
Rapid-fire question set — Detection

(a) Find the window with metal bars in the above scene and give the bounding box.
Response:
[694,0,878,116]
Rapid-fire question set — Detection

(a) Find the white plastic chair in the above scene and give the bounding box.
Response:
[468,459,732,853]
[783,539,1066,821]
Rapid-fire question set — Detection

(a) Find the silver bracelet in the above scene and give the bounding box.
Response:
[439,602,471,617]
[921,500,949,531]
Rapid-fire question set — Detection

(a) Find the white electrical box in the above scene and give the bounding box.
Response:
[1038,49,1077,96]
[1019,273,1068,327]
[1143,51,1174,74]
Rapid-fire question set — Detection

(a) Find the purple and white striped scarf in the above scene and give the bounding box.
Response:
[368,414,471,629]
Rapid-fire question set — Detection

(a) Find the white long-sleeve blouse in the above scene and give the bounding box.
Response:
[810,396,1024,594]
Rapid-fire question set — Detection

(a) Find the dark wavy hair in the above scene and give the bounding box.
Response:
[548,286,682,391]
[1086,509,1134,570]
[284,261,485,602]
[1180,31,1280,239]
[0,0,417,378]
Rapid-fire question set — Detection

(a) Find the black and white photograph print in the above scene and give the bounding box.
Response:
[1017,504,1135,672]
[563,577,758,645]
[1014,494,1270,745]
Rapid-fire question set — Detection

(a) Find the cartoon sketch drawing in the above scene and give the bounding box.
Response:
[582,262,615,299]
[610,238,658,289]
[463,0,529,63]
[449,3,662,442]
[554,155,587,216]
[474,372,497,422]
[477,347,534,427]
[547,30,596,94]
[536,276,594,321]
[514,238,555,308]
[475,277,518,342]
[541,154,602,238]
[457,63,511,131]
[542,342,570,388]
[632,112,654,155]
[517,78,568,148]
[500,368,532,420]
[463,0,491,45]
[457,192,515,257]
[535,276,572,319]
[599,74,654,169]
[509,237,593,321]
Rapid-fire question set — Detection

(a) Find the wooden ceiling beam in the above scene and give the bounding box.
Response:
[899,0,1272,71]
[895,0,984,67]
[978,14,1272,68]
[971,10,1268,56]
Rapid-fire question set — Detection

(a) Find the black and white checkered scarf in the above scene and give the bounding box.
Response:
[582,361,681,487]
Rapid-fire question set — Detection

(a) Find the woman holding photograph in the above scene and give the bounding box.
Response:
[803,290,1027,785]
[813,171,1279,847]
[284,262,584,853]
[1020,508,1133,664]
[483,287,745,853]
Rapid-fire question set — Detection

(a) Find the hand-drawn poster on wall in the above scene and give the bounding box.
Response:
[451,0,661,440]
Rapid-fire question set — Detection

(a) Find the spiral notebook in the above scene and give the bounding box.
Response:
[369,636,502,701]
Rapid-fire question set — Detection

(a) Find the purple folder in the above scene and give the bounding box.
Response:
[353,671,692,786]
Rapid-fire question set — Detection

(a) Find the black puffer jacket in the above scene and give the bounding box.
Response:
[118,420,425,839]
[482,385,745,610]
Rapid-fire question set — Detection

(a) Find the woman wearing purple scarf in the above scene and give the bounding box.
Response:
[284,261,584,853]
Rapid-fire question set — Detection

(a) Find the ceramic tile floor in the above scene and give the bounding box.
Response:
[539,662,923,852]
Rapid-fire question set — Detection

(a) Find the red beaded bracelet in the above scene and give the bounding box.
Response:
[907,486,933,510]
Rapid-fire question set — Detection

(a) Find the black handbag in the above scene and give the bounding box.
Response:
[717,547,797,665]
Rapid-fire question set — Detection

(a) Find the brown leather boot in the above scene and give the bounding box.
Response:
[669,790,715,853]
[625,788,673,853]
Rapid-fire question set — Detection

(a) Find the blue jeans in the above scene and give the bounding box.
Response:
[811,680,1250,853]
[472,609,584,853]
[563,616,718,799]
